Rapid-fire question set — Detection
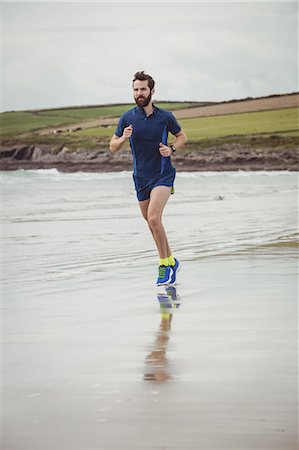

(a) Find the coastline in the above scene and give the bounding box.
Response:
[1,144,298,172]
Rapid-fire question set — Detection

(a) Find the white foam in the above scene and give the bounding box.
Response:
[0,169,133,184]
[177,170,293,178]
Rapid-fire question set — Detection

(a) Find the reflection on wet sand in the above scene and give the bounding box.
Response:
[144,286,181,383]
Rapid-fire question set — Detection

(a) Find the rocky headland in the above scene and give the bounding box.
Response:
[0,143,298,172]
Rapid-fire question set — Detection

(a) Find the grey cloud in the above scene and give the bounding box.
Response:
[2,1,298,111]
[30,25,121,33]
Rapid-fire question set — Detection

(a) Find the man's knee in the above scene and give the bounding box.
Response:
[147,214,161,230]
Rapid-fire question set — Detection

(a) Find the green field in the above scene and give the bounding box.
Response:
[66,107,299,141]
[0,102,202,137]
[1,104,298,151]
[180,107,299,141]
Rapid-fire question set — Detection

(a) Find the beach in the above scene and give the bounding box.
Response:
[1,170,298,450]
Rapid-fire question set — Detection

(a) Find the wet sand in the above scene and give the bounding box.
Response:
[2,251,297,450]
[1,171,298,450]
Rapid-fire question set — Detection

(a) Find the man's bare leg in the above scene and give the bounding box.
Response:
[138,186,172,259]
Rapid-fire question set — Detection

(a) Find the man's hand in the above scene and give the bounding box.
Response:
[110,124,133,152]
[123,124,133,140]
[159,143,173,157]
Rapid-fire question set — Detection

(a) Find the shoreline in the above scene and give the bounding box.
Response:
[1,144,298,172]
[1,161,298,173]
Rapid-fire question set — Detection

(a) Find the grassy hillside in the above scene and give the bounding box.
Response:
[57,107,297,140]
[1,97,298,152]
[179,108,298,141]
[0,102,203,137]
[5,107,296,153]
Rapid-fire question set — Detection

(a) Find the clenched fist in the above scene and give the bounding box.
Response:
[159,143,173,157]
[123,124,133,140]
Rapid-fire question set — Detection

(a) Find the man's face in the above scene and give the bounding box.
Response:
[133,80,154,107]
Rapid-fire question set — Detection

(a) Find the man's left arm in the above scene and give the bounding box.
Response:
[172,129,187,150]
[159,129,187,157]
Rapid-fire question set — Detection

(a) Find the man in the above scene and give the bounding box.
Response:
[110,71,187,285]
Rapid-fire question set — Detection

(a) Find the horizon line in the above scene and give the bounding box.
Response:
[1,91,298,114]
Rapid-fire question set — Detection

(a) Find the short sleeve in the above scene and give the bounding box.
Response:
[114,113,127,137]
[168,112,181,135]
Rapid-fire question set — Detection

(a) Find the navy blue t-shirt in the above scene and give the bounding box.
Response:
[114,106,181,178]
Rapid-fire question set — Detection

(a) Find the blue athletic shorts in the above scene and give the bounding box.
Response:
[133,168,176,201]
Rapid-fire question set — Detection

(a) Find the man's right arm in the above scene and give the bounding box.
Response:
[109,124,133,153]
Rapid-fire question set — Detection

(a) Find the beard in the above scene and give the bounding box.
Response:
[134,91,152,108]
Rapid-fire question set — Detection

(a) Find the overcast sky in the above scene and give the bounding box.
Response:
[2,1,298,112]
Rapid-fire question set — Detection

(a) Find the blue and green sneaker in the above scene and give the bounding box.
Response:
[156,265,172,286]
[169,258,181,285]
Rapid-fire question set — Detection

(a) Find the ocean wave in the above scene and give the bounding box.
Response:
[0,169,133,183]
[0,170,294,186]
[177,170,293,178]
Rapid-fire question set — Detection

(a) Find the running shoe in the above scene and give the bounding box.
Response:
[169,258,181,285]
[156,265,172,286]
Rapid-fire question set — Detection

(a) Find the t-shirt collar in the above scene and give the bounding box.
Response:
[137,104,157,117]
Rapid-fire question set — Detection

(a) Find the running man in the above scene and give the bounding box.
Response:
[110,71,187,285]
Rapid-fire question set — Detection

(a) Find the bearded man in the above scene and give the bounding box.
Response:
[110,71,187,285]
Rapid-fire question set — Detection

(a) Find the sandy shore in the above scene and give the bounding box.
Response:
[3,252,297,450]
[2,170,297,450]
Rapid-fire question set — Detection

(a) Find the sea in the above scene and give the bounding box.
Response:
[1,170,298,450]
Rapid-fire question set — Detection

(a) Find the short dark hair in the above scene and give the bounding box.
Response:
[133,71,155,90]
